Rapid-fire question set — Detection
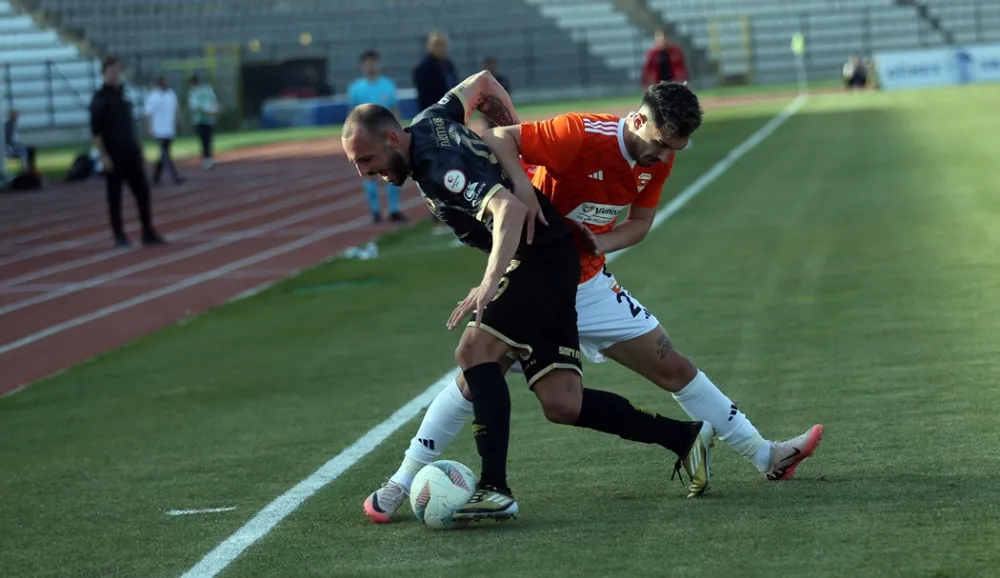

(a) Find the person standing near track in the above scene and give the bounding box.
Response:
[188,73,219,170]
[347,50,406,224]
[143,76,184,186]
[89,55,165,248]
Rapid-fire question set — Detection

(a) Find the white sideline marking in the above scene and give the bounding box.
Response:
[178,371,459,578]
[0,195,425,356]
[167,507,237,517]
[178,95,808,577]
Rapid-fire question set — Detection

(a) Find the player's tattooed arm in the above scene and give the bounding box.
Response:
[452,71,520,127]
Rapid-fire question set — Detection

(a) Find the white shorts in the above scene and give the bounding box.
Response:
[575,268,660,363]
[505,267,660,367]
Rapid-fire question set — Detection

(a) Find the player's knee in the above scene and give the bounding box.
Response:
[454,329,512,370]
[656,350,698,390]
[533,373,583,424]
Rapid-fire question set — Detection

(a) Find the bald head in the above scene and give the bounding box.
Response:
[342,103,401,141]
[342,104,411,187]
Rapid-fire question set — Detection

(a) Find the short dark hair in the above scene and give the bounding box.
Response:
[342,103,400,140]
[360,50,379,62]
[102,55,121,73]
[641,81,703,137]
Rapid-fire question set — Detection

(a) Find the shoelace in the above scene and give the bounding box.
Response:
[670,458,688,488]
[381,478,409,499]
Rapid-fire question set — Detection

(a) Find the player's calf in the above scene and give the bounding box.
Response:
[532,370,708,489]
[453,328,515,495]
[604,326,776,477]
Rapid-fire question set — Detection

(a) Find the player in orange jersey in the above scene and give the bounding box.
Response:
[364,82,823,522]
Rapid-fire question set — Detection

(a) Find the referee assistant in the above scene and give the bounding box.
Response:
[90,56,165,248]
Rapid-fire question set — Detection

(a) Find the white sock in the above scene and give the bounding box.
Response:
[672,371,770,471]
[390,382,473,487]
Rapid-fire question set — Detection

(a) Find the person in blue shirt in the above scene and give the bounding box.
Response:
[347,50,406,223]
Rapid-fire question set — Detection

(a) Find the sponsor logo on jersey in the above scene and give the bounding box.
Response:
[566,202,627,226]
[464,181,483,202]
[443,169,466,193]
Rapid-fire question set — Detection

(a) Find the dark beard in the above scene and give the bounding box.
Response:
[386,148,410,186]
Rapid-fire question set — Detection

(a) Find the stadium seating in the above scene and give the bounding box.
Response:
[923,0,1000,45]
[646,0,949,84]
[25,0,627,99]
[522,0,651,81]
[0,0,99,131]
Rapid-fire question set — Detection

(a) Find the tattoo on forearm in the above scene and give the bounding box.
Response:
[656,333,673,360]
[476,94,515,127]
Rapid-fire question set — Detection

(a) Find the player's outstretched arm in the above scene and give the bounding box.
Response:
[451,71,519,127]
[447,189,528,329]
[482,125,530,189]
[480,124,548,242]
[481,190,528,288]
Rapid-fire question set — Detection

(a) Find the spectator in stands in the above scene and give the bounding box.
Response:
[482,57,511,129]
[348,50,406,224]
[642,30,689,86]
[144,76,184,186]
[188,73,220,170]
[4,109,36,177]
[413,31,459,111]
[90,55,165,248]
[414,31,459,235]
[843,55,869,90]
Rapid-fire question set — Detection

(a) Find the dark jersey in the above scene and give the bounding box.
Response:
[406,89,569,255]
[90,84,140,154]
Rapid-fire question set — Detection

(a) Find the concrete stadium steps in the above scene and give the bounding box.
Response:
[0,0,100,132]
[522,0,648,80]
[923,1,1000,45]
[648,0,946,83]
[30,0,627,97]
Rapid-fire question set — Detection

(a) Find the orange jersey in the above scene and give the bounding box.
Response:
[519,112,674,282]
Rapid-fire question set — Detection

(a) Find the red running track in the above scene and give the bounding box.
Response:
[0,138,427,396]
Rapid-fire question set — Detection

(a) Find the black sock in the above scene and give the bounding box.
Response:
[573,388,700,456]
[463,362,511,491]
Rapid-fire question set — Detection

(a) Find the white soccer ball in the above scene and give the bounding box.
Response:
[409,460,477,530]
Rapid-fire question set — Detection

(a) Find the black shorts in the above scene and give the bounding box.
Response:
[470,237,582,388]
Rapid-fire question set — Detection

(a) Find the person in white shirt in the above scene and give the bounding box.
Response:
[143,76,184,185]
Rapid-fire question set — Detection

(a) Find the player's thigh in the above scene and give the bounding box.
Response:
[575,267,661,363]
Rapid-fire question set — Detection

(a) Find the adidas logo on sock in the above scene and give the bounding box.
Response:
[588,170,604,180]
[418,438,435,450]
[728,404,739,421]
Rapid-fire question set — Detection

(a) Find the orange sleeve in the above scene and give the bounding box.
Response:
[518,113,584,174]
[633,155,674,208]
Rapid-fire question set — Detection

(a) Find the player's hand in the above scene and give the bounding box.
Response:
[569,220,603,256]
[447,277,501,331]
[512,180,548,244]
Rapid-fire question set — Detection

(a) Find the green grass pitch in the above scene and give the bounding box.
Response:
[2,83,1000,578]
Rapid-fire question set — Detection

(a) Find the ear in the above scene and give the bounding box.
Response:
[384,129,400,147]
[632,113,647,130]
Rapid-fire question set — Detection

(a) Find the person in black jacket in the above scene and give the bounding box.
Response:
[90,56,165,248]
[412,31,459,111]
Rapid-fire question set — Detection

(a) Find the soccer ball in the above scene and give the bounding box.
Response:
[409,460,477,530]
